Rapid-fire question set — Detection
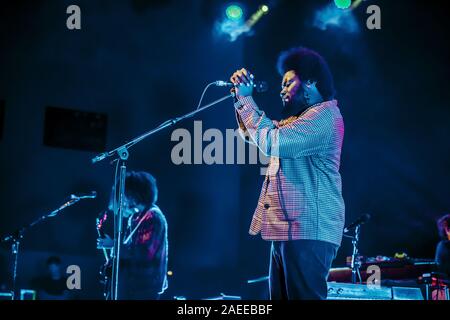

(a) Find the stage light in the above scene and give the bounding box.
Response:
[334,0,352,10]
[215,3,269,42]
[225,4,244,21]
[351,0,363,9]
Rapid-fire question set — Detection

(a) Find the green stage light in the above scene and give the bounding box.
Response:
[334,0,351,9]
[226,4,243,21]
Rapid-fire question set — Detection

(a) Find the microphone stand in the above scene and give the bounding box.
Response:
[1,194,93,300]
[91,93,234,300]
[348,225,362,284]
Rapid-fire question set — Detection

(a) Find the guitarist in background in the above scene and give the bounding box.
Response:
[431,213,450,300]
[97,171,168,300]
[436,214,450,277]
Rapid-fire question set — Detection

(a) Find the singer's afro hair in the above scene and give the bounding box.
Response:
[276,47,335,100]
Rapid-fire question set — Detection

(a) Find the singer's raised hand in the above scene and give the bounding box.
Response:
[230,68,254,98]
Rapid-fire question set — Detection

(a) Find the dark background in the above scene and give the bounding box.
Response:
[0,0,449,299]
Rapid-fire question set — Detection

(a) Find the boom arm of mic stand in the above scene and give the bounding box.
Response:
[2,195,89,243]
[91,94,234,164]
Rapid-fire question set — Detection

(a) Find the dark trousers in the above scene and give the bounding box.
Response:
[269,239,338,300]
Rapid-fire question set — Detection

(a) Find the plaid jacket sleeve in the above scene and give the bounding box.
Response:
[234,96,334,158]
[235,111,256,146]
[235,110,280,147]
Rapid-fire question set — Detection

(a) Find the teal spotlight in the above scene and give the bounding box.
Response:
[334,0,351,9]
[226,4,244,21]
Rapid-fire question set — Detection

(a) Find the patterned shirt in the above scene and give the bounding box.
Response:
[235,96,345,246]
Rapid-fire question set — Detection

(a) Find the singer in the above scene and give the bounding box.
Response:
[97,171,168,300]
[230,47,345,300]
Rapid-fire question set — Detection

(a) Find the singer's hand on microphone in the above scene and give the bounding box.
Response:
[230,68,254,98]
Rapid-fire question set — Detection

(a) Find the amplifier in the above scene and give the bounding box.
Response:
[327,282,424,300]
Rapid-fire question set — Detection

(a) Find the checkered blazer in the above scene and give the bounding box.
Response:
[235,96,345,246]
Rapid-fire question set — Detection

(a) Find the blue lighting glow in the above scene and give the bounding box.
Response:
[313,3,359,33]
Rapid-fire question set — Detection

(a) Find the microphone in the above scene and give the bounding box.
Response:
[71,191,97,199]
[214,80,268,93]
[344,213,371,233]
